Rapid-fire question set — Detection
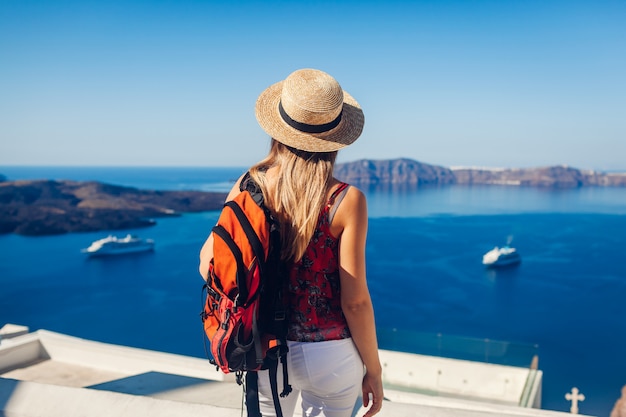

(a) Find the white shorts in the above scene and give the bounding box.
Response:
[256,338,364,417]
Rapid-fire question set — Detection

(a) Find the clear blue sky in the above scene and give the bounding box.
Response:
[1,0,625,170]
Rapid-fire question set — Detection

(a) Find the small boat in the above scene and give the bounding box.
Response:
[482,245,521,267]
[82,234,154,256]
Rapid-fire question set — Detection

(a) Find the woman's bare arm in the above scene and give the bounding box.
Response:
[335,187,384,417]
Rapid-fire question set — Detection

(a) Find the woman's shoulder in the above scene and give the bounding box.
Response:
[332,180,367,219]
[329,180,367,238]
[336,180,366,202]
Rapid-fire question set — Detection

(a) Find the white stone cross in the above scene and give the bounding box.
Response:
[565,387,585,414]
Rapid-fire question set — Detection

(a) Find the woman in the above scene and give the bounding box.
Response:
[200,68,383,417]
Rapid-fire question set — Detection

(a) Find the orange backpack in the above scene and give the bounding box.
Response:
[201,173,290,416]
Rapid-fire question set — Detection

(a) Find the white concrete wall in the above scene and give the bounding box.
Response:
[0,333,47,373]
[0,378,242,417]
[379,349,533,406]
[0,324,29,340]
[35,329,234,382]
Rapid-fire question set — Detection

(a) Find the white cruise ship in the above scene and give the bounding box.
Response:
[482,245,521,267]
[82,234,154,256]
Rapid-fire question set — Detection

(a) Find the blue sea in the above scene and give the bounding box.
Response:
[1,166,625,416]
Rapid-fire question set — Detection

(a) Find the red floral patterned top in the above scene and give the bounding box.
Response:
[286,182,352,342]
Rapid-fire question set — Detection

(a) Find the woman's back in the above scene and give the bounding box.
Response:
[286,180,352,342]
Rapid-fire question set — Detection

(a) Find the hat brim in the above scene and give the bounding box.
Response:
[255,80,364,153]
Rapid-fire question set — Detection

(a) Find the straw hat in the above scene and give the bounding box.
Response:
[255,68,364,153]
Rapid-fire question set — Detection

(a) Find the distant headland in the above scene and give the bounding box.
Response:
[1,159,624,236]
[335,158,626,188]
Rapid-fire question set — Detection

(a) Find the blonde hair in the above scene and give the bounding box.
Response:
[249,140,337,262]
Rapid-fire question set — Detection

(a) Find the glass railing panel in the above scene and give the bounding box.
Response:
[377,328,539,368]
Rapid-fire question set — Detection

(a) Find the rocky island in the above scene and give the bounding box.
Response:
[0,179,227,236]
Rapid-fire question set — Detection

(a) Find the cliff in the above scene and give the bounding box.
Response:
[335,159,626,188]
[0,180,227,236]
[334,158,456,185]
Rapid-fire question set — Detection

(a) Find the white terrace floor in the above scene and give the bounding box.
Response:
[0,324,594,417]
